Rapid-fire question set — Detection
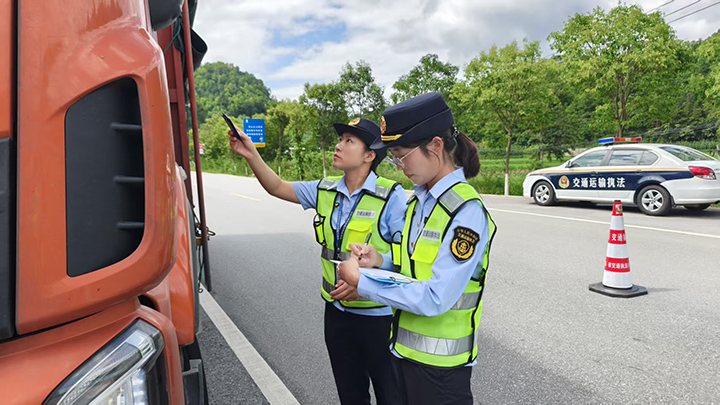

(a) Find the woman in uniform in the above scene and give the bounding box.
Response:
[228,118,404,405]
[336,93,496,405]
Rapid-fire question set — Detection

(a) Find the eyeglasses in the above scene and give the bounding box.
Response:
[385,146,420,170]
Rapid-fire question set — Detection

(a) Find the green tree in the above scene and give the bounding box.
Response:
[650,33,720,143]
[285,103,318,180]
[523,58,583,162]
[195,62,273,124]
[337,61,386,123]
[391,54,459,104]
[299,82,348,177]
[196,114,232,161]
[696,32,720,121]
[549,4,680,137]
[629,40,702,142]
[265,100,305,176]
[456,39,545,195]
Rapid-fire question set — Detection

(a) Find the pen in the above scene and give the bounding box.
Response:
[358,233,372,262]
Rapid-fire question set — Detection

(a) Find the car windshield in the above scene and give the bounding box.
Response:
[660,146,716,162]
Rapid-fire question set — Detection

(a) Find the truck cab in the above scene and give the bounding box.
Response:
[0,0,211,403]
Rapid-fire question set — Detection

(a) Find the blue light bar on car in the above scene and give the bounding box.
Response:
[598,137,642,145]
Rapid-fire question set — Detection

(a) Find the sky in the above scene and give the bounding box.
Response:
[193,0,720,101]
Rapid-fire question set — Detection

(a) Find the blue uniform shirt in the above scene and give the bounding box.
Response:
[358,169,490,363]
[294,171,407,316]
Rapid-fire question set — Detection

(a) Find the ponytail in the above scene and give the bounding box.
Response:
[416,127,480,178]
[452,130,480,178]
[410,127,480,179]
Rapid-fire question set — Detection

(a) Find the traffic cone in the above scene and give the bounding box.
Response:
[589,200,648,298]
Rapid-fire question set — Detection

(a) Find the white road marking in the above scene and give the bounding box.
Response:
[232,193,261,201]
[489,208,720,239]
[199,288,300,405]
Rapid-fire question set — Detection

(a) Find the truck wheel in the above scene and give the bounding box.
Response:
[181,338,209,405]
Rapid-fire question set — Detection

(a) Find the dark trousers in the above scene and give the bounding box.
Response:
[324,302,400,405]
[393,356,473,405]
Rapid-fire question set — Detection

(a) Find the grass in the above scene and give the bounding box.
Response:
[195,153,563,197]
[375,161,536,196]
[196,140,720,199]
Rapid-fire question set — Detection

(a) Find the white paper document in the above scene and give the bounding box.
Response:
[330,260,418,284]
[359,268,418,284]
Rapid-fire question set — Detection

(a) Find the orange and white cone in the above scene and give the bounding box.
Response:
[589,201,647,298]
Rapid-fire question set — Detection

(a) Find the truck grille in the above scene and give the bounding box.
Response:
[65,78,145,277]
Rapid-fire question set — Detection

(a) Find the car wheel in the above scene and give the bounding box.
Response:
[532,181,556,206]
[684,204,711,211]
[637,185,672,216]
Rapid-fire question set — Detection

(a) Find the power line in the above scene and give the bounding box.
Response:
[647,0,675,13]
[640,121,720,138]
[668,0,720,22]
[665,0,702,16]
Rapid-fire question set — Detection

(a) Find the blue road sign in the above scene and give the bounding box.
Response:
[243,119,266,148]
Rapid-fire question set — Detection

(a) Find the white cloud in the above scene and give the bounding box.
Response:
[194,0,720,100]
[273,84,306,101]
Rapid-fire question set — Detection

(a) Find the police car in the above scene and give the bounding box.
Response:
[522,137,720,216]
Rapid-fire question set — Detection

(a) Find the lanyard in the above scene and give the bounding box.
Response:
[335,190,365,251]
[409,196,433,254]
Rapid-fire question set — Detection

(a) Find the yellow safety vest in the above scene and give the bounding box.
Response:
[314,176,399,309]
[390,182,496,367]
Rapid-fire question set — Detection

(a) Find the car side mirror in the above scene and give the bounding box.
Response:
[566,161,575,168]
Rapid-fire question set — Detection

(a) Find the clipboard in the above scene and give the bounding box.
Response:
[359,268,418,284]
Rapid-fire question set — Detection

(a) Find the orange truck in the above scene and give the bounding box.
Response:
[0,0,213,403]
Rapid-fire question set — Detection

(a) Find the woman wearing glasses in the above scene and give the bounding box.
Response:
[228,118,405,405]
[336,93,497,405]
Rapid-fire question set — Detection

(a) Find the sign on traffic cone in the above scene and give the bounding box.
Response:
[589,201,648,298]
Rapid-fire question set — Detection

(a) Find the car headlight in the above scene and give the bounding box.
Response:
[45,320,166,405]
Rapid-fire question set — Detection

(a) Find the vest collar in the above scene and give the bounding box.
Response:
[330,171,378,198]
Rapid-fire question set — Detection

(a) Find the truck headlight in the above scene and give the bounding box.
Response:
[45,320,166,405]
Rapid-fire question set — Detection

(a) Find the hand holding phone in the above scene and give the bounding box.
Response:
[222,113,243,143]
[224,113,256,160]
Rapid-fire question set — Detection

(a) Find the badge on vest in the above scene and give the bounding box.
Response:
[354,210,376,219]
[451,227,479,262]
[420,229,441,242]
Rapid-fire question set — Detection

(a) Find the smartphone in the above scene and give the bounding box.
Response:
[222,113,243,143]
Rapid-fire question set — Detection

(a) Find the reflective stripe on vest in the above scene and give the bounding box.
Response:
[438,188,466,213]
[396,328,474,356]
[452,291,481,311]
[391,182,497,368]
[318,178,337,190]
[315,176,398,309]
[370,185,392,200]
[320,247,368,300]
[320,247,352,262]
[322,278,335,295]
